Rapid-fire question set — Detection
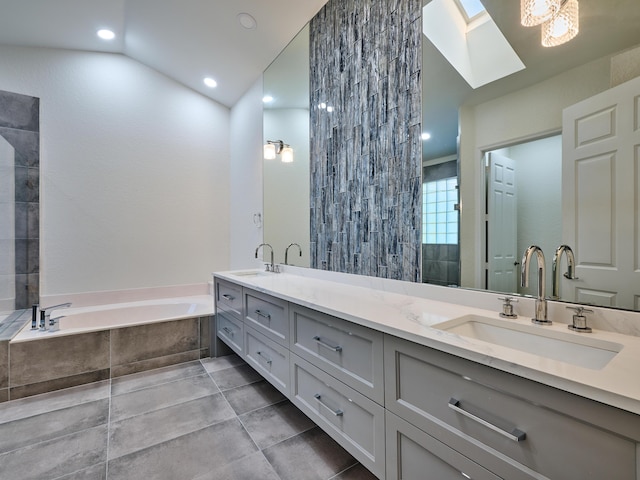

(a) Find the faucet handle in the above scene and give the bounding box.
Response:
[498,297,518,319]
[566,306,594,333]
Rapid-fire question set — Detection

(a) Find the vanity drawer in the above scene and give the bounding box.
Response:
[215,278,243,319]
[289,304,384,404]
[386,411,501,480]
[216,312,243,356]
[244,326,290,396]
[384,336,637,480]
[291,354,385,478]
[244,289,289,347]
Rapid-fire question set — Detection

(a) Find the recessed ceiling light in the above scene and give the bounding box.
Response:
[97,29,115,40]
[421,132,432,141]
[203,77,218,88]
[263,95,274,103]
[237,13,257,30]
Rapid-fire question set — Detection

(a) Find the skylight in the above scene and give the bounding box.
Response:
[454,0,486,21]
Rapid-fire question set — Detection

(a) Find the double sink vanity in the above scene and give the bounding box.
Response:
[212,267,640,479]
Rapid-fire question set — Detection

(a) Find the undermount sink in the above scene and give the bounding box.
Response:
[434,315,623,370]
[229,270,271,277]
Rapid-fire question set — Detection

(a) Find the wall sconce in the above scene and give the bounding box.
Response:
[264,140,294,163]
[521,0,579,47]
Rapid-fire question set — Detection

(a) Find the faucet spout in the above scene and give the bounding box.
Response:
[521,245,550,325]
[39,302,72,330]
[552,245,576,300]
[284,243,302,265]
[255,243,275,272]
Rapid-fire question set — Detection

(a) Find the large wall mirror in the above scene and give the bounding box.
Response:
[263,0,640,311]
[262,25,311,268]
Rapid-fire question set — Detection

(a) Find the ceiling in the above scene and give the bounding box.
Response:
[0,0,328,108]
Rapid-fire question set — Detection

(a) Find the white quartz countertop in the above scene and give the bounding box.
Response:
[214,269,640,416]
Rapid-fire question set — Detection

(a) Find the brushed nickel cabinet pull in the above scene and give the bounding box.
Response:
[222,294,235,301]
[314,393,343,417]
[448,398,526,442]
[256,350,272,365]
[313,336,342,352]
[255,309,271,321]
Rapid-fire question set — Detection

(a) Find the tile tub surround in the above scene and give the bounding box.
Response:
[0,89,40,310]
[309,0,423,282]
[215,269,640,416]
[4,315,212,402]
[0,356,376,480]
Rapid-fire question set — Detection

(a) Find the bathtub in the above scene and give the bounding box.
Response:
[12,295,214,342]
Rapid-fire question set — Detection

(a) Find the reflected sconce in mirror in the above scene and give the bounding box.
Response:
[264,139,294,163]
[521,0,579,47]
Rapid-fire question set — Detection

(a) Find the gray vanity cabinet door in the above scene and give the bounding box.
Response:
[291,354,385,479]
[289,304,384,404]
[244,326,290,396]
[386,411,501,480]
[384,335,637,480]
[244,289,289,347]
[215,278,243,319]
[216,312,243,356]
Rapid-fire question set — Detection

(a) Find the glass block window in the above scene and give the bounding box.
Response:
[423,177,458,244]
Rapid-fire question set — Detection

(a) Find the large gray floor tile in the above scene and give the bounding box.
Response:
[192,451,280,480]
[200,354,245,373]
[110,373,218,422]
[209,364,262,391]
[54,463,106,480]
[330,464,378,480]
[0,380,109,423]
[111,360,206,396]
[223,379,287,415]
[108,393,236,460]
[240,400,315,449]
[0,398,109,453]
[0,424,108,480]
[262,427,358,480]
[106,419,258,480]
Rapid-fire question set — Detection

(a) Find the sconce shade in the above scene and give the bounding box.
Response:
[542,0,579,47]
[281,146,294,163]
[263,142,276,160]
[521,0,561,26]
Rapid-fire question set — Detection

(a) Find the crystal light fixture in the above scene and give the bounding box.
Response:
[542,0,579,47]
[521,0,561,27]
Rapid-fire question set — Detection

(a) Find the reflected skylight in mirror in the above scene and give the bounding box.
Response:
[454,0,486,21]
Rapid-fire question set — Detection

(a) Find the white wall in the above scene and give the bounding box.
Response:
[229,78,264,270]
[263,108,310,267]
[459,56,611,288]
[0,45,230,296]
[0,136,15,311]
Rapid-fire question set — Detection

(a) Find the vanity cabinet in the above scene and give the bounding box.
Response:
[289,304,385,404]
[384,335,640,480]
[244,326,290,396]
[244,289,289,347]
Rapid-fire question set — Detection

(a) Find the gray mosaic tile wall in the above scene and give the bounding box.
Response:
[309,0,422,282]
[0,90,40,309]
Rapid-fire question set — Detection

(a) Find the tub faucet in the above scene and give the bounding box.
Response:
[552,245,576,300]
[255,243,277,272]
[521,245,550,325]
[39,303,72,330]
[284,243,302,265]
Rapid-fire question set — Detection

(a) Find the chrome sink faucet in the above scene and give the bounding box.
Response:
[255,243,277,272]
[39,302,72,330]
[284,243,302,265]
[552,244,576,300]
[521,245,551,325]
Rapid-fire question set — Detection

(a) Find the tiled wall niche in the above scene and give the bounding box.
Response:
[0,89,40,310]
[309,0,423,282]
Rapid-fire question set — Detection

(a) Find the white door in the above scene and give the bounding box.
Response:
[562,75,640,309]
[486,152,518,293]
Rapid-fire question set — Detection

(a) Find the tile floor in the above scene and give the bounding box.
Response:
[0,354,378,480]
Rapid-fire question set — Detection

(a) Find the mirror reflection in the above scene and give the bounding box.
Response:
[263,25,311,267]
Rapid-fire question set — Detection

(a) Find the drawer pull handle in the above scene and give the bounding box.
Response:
[222,294,235,301]
[256,350,272,365]
[255,309,271,321]
[313,336,342,352]
[314,393,343,417]
[448,398,526,442]
[222,326,234,336]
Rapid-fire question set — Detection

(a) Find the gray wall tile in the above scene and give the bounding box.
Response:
[0,91,39,132]
[309,0,422,282]
[0,342,7,390]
